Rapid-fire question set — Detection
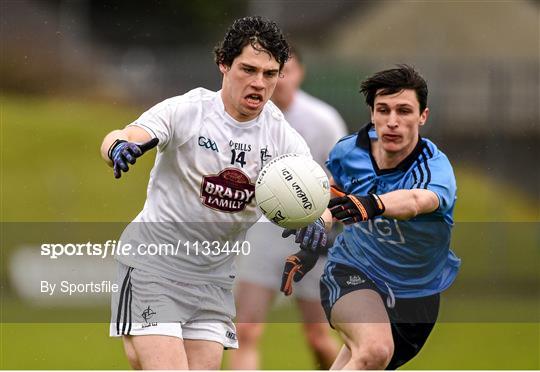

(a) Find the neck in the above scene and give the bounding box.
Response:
[371,138,418,170]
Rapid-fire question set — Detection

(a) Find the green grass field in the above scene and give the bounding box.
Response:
[1,322,539,369]
[1,95,539,369]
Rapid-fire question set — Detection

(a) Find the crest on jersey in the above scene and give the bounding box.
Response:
[260,145,272,165]
[201,168,256,213]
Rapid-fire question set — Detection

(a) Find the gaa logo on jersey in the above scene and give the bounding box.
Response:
[201,168,256,212]
[198,136,219,152]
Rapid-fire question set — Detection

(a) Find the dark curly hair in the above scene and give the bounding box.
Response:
[360,64,428,113]
[214,16,290,70]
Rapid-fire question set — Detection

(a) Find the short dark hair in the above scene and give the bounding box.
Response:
[360,64,428,113]
[214,16,290,70]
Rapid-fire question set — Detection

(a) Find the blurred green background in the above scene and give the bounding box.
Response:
[1,0,539,370]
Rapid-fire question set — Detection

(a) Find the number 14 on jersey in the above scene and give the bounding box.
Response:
[230,149,247,167]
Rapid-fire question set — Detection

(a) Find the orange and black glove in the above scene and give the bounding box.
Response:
[280,250,319,296]
[328,185,385,224]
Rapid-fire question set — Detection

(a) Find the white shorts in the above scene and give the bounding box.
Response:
[109,262,238,349]
[236,217,326,301]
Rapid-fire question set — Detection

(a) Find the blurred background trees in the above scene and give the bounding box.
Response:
[2,0,538,197]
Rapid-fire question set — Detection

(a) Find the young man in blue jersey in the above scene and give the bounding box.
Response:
[281,64,460,369]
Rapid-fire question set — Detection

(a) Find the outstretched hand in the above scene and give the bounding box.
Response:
[280,249,320,296]
[328,193,385,224]
[282,217,327,253]
[108,138,159,179]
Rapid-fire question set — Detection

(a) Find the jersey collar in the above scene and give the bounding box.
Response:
[356,122,426,175]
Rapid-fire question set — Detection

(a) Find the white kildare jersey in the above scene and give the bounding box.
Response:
[116,88,311,288]
[283,90,347,175]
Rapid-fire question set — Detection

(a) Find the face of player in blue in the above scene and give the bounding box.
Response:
[371,89,429,167]
[219,43,281,122]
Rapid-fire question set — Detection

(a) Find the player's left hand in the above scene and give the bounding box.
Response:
[280,250,319,296]
[282,217,327,252]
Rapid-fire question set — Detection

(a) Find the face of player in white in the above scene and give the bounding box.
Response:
[219,43,281,122]
[371,89,429,167]
[271,55,304,111]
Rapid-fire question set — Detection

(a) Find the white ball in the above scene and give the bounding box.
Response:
[255,153,330,229]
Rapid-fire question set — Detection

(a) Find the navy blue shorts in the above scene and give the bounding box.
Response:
[320,262,440,369]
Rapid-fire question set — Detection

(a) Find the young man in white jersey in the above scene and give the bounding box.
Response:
[229,51,346,369]
[100,17,329,370]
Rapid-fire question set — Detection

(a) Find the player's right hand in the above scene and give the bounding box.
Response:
[108,138,159,179]
[328,193,385,224]
[282,217,328,253]
[280,250,319,296]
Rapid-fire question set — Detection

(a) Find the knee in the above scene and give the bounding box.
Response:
[235,323,264,346]
[351,341,394,370]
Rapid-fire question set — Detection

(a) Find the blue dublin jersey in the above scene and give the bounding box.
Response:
[326,123,461,298]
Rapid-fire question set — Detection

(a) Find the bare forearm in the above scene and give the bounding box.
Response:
[379,189,439,220]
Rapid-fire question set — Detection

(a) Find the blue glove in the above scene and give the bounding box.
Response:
[282,217,328,253]
[108,138,159,179]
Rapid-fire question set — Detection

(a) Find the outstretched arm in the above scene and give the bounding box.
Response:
[379,189,439,220]
[329,184,439,223]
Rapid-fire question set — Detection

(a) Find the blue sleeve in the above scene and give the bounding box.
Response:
[325,138,350,190]
[326,148,339,180]
[423,153,456,214]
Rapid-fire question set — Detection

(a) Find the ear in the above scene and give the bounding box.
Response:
[219,63,230,74]
[370,109,375,124]
[419,107,429,126]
